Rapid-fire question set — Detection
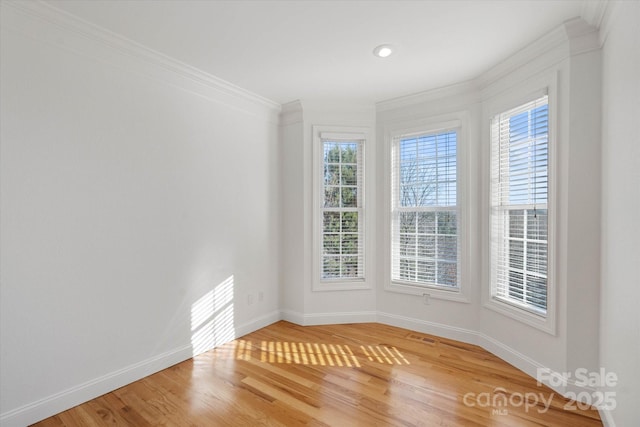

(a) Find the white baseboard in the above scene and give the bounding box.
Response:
[303,310,377,325]
[1,309,283,427]
[235,309,282,338]
[0,344,193,427]
[598,406,616,427]
[376,311,481,345]
[280,309,305,325]
[280,309,376,326]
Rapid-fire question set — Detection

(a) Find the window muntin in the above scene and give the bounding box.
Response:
[491,96,549,314]
[321,140,364,280]
[392,130,459,288]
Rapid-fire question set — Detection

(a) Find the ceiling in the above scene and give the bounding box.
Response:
[46,0,588,105]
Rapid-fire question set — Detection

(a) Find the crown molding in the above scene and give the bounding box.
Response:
[563,17,601,56]
[376,80,479,113]
[581,0,608,29]
[2,0,281,114]
[279,100,304,126]
[477,24,569,92]
[597,0,621,47]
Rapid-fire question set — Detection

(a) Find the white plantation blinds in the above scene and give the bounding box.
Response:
[321,138,364,280]
[491,95,549,314]
[392,130,459,288]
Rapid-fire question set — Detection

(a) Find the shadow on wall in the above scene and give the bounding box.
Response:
[190,275,235,356]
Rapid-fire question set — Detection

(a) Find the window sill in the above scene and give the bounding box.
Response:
[385,280,470,303]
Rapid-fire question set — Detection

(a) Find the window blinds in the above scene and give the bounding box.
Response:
[391,131,459,288]
[491,95,549,313]
[321,139,364,280]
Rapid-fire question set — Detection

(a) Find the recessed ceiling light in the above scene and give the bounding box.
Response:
[373,44,393,58]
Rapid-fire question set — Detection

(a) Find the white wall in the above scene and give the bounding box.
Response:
[0,3,280,425]
[600,2,640,426]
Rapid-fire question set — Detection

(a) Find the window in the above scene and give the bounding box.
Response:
[391,130,459,289]
[313,126,369,291]
[490,95,549,315]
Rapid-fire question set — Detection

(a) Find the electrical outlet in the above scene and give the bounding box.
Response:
[423,293,430,305]
[247,294,254,305]
[258,291,264,302]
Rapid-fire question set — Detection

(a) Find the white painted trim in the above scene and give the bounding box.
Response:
[280,309,305,325]
[581,0,609,30]
[376,312,480,345]
[376,80,479,112]
[280,100,304,126]
[235,310,282,338]
[476,25,568,92]
[597,0,619,47]
[1,0,280,119]
[563,17,601,56]
[598,406,616,427]
[302,311,377,326]
[0,344,192,427]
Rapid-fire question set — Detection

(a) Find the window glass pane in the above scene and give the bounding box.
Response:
[417,260,436,283]
[340,144,357,163]
[324,164,339,185]
[509,210,524,239]
[417,212,436,234]
[400,259,416,281]
[324,187,339,207]
[527,209,547,240]
[400,212,416,233]
[508,270,524,300]
[341,234,358,255]
[341,211,358,233]
[437,236,457,261]
[341,187,357,207]
[323,212,340,233]
[417,235,435,258]
[323,234,340,254]
[325,144,339,162]
[400,235,416,257]
[509,240,524,270]
[342,256,359,277]
[526,275,547,309]
[526,242,547,275]
[437,261,457,287]
[341,165,357,185]
[323,257,341,278]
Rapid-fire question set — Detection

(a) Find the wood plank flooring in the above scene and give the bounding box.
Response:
[33,321,602,426]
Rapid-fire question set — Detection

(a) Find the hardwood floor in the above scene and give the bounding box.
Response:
[33,321,602,426]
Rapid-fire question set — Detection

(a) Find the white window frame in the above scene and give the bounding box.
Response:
[312,125,371,291]
[382,114,470,303]
[483,74,558,335]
